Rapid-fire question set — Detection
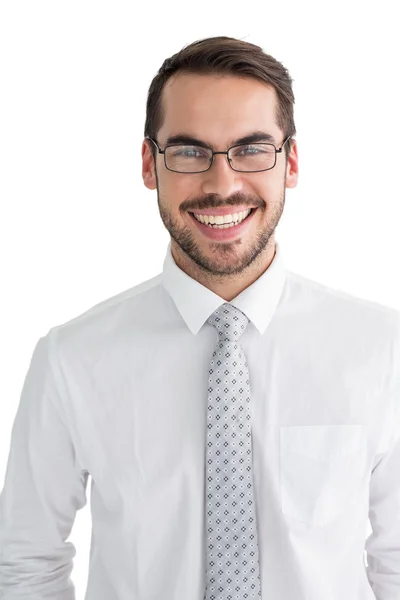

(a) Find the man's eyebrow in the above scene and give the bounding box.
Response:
[163,131,277,148]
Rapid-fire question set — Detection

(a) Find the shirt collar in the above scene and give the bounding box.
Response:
[162,239,287,336]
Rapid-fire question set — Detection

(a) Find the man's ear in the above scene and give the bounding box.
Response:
[285,138,299,189]
[142,139,157,190]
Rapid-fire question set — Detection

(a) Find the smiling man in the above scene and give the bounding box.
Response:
[1,36,400,600]
[142,70,298,300]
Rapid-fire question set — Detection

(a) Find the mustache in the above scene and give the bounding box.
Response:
[184,192,263,212]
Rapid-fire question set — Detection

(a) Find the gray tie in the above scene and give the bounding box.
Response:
[204,302,262,599]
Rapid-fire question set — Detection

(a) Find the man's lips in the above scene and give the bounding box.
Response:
[188,205,258,216]
[187,207,258,241]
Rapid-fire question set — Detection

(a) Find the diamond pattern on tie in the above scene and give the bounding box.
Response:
[204,302,262,599]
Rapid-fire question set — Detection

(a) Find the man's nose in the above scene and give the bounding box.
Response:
[201,153,243,198]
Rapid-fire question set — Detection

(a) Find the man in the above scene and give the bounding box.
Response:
[0,36,399,600]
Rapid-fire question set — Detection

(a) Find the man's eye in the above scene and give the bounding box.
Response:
[182,149,202,157]
[172,146,207,158]
[236,145,264,156]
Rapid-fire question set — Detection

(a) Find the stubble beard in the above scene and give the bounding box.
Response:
[154,168,286,279]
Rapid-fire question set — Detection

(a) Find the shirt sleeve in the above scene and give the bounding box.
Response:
[0,331,89,599]
[365,314,400,599]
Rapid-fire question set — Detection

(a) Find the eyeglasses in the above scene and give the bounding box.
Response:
[145,135,292,174]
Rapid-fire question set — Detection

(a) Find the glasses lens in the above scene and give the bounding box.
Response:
[230,143,276,171]
[165,145,212,173]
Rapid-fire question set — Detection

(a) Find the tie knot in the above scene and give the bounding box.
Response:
[207,302,250,342]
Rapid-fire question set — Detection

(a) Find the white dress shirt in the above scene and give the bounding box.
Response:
[1,240,400,600]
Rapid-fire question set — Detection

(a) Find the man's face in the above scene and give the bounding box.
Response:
[142,73,298,277]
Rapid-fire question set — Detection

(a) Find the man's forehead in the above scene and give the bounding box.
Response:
[162,73,276,115]
[161,72,276,123]
[159,74,279,146]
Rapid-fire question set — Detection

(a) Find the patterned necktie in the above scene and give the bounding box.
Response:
[204,302,262,599]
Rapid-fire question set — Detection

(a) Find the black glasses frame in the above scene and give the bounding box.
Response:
[145,135,292,174]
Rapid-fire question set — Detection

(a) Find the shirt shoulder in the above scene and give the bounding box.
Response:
[284,269,400,342]
[44,271,164,350]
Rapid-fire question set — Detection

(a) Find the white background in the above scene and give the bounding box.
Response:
[1,1,399,597]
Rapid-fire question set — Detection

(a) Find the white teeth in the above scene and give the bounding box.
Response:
[192,208,252,227]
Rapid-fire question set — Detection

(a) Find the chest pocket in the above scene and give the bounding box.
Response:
[280,425,368,528]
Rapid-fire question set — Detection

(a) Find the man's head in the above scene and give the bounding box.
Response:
[142,36,298,283]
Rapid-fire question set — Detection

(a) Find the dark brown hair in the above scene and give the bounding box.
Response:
[144,36,296,161]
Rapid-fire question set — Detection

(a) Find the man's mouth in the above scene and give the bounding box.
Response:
[188,207,256,229]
